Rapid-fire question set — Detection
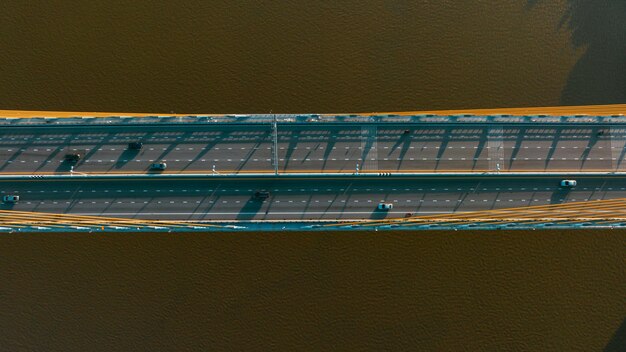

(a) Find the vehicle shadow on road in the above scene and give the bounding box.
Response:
[55,159,75,173]
[55,146,90,173]
[236,199,264,220]
[369,209,389,220]
[549,188,569,204]
[0,202,15,210]
[114,148,140,169]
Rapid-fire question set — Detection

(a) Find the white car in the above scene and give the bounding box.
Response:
[3,195,19,202]
[560,179,577,187]
[377,202,393,210]
[151,162,167,170]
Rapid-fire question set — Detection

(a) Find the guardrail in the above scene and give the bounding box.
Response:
[0,112,625,127]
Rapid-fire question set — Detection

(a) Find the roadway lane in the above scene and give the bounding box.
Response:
[1,176,626,221]
[0,123,624,174]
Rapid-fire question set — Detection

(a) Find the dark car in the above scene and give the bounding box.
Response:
[254,190,271,200]
[129,142,143,150]
[403,129,411,134]
[64,153,81,163]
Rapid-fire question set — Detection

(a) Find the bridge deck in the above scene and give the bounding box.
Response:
[1,104,626,230]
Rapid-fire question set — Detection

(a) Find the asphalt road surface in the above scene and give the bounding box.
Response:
[0,123,624,175]
[1,176,625,220]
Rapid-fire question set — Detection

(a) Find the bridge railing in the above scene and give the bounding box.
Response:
[0,112,625,127]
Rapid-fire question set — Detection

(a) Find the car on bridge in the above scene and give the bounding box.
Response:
[560,179,577,187]
[3,195,19,203]
[378,202,393,210]
[150,162,167,171]
[64,153,81,163]
[254,190,271,200]
[128,142,143,150]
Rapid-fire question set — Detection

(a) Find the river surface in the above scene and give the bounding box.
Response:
[0,1,625,351]
[0,0,624,114]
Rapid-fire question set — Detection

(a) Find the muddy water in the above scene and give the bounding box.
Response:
[0,1,624,114]
[0,230,624,351]
[0,0,625,350]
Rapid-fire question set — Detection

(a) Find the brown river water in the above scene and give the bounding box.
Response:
[0,1,625,350]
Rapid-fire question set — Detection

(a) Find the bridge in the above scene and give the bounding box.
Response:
[0,104,625,232]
